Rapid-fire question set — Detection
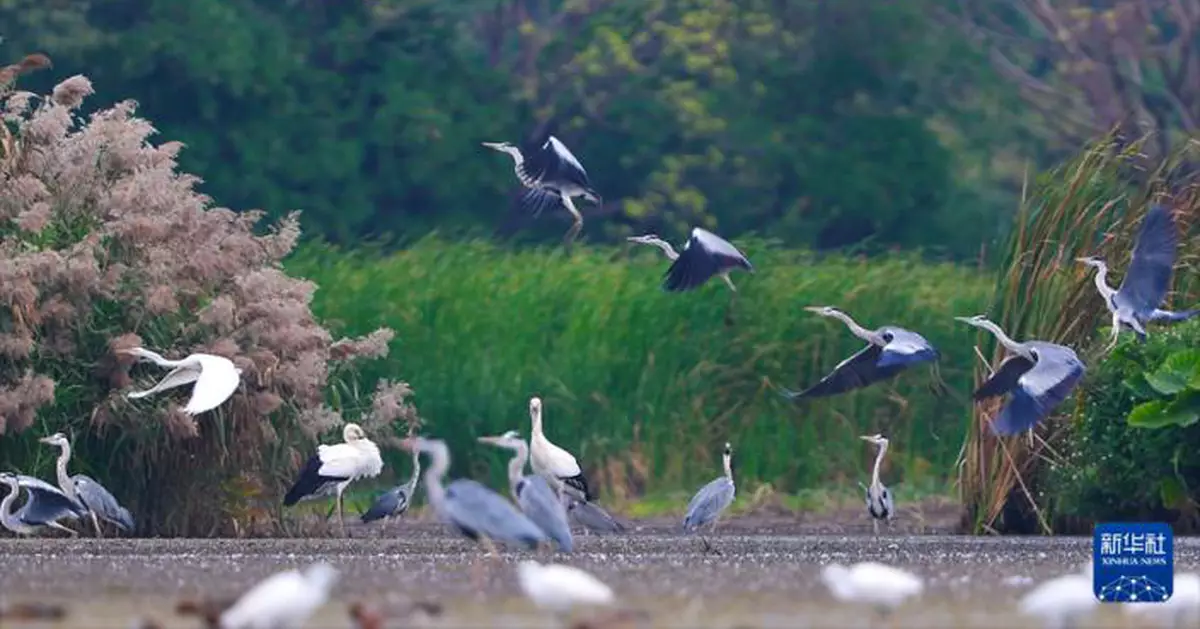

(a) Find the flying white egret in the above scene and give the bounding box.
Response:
[1078,204,1199,352]
[858,434,894,535]
[527,397,594,502]
[516,560,615,618]
[38,432,134,536]
[218,562,339,629]
[954,315,1086,436]
[0,472,87,536]
[682,442,736,555]
[283,423,383,536]
[360,445,421,525]
[781,307,940,400]
[819,561,924,616]
[119,347,242,416]
[627,228,754,293]
[478,430,574,552]
[483,133,601,250]
[1123,571,1199,628]
[1017,562,1097,629]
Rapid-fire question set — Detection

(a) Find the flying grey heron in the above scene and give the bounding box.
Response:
[360,444,421,525]
[219,562,340,629]
[119,346,242,416]
[478,430,574,553]
[284,423,383,536]
[399,436,548,555]
[955,315,1086,436]
[483,134,601,251]
[527,397,595,502]
[38,432,134,536]
[627,228,754,293]
[858,434,894,535]
[1077,204,1199,352]
[781,306,940,400]
[0,472,87,536]
[682,442,736,555]
[564,497,627,535]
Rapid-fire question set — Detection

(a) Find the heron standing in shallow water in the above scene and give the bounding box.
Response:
[1078,204,1199,352]
[0,472,86,536]
[682,442,735,555]
[859,434,894,536]
[284,423,383,536]
[955,315,1085,436]
[478,430,573,553]
[38,432,134,536]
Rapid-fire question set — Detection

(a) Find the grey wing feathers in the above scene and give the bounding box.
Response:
[782,344,908,399]
[444,479,548,548]
[972,354,1036,401]
[1117,204,1177,318]
[516,475,573,552]
[682,476,735,531]
[566,498,626,534]
[15,477,85,524]
[361,485,409,523]
[74,475,134,531]
[990,342,1085,436]
[692,228,752,270]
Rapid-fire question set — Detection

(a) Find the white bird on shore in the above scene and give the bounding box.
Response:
[1123,571,1200,628]
[219,562,339,629]
[528,397,595,502]
[820,561,924,615]
[283,423,383,536]
[516,560,615,617]
[120,347,242,416]
[1017,562,1097,629]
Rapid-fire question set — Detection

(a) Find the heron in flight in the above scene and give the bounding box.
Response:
[527,397,594,503]
[39,432,134,536]
[119,347,242,416]
[0,472,87,536]
[627,228,754,293]
[781,307,939,400]
[1077,204,1199,352]
[284,423,383,536]
[859,434,894,536]
[360,444,421,525]
[219,562,340,629]
[955,315,1086,436]
[483,133,601,251]
[478,430,573,552]
[682,442,736,555]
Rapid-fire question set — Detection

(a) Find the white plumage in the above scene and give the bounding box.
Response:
[1017,562,1097,629]
[527,397,594,502]
[283,423,383,536]
[516,560,615,615]
[820,561,924,613]
[1123,572,1200,628]
[219,562,339,629]
[121,347,242,416]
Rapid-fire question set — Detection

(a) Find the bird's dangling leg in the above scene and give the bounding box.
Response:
[723,277,739,327]
[49,521,78,537]
[1104,313,1122,353]
[561,195,584,255]
[91,511,104,538]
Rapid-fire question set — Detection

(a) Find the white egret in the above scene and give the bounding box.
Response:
[516,560,615,618]
[120,347,242,416]
[218,562,339,629]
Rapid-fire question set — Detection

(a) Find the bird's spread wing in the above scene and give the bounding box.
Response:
[17,479,85,523]
[682,476,735,530]
[186,355,240,416]
[662,236,721,292]
[444,479,546,547]
[992,343,1085,436]
[972,354,1036,401]
[691,228,752,271]
[524,135,591,190]
[126,364,202,400]
[784,344,907,399]
[1117,204,1177,318]
[361,487,406,523]
[567,498,626,534]
[517,186,562,217]
[73,474,133,530]
[876,328,939,369]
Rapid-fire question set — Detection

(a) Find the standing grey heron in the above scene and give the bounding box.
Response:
[284,423,383,536]
[954,315,1086,436]
[39,432,134,536]
[528,397,595,502]
[478,430,574,552]
[483,134,601,251]
[0,472,87,536]
[400,436,548,555]
[360,445,421,525]
[627,228,754,293]
[564,497,626,535]
[1077,204,1199,352]
[682,442,736,555]
[859,434,894,535]
[781,306,940,400]
[119,346,242,416]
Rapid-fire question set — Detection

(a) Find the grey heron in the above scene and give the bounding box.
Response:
[399,436,548,555]
[1077,204,1199,353]
[119,346,242,416]
[954,315,1086,436]
[682,442,736,554]
[781,306,939,400]
[564,497,627,535]
[0,472,86,536]
[858,434,894,535]
[627,228,753,293]
[483,134,601,251]
[283,423,383,536]
[528,397,595,502]
[219,562,340,629]
[820,562,924,616]
[360,444,421,525]
[38,432,134,536]
[516,560,615,617]
[478,430,574,552]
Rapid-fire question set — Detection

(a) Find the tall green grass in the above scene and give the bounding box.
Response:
[288,237,991,501]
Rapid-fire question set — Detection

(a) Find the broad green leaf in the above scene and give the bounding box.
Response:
[1127,400,1194,428]
[1144,369,1189,396]
[1159,477,1189,510]
[1164,391,1200,427]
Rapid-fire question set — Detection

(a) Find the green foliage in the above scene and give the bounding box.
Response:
[287,237,991,497]
[1127,349,1200,429]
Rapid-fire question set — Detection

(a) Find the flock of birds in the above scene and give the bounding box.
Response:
[1,131,1199,628]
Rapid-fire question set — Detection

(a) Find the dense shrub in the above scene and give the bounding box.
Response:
[0,61,417,536]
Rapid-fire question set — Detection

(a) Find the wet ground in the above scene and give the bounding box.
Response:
[1,510,1196,628]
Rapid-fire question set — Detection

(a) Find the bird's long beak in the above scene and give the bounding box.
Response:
[858,435,872,441]
[952,316,975,324]
[476,436,500,445]
[37,436,53,444]
[481,141,504,150]
[803,306,824,314]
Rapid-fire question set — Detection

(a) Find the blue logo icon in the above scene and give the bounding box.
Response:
[1093,522,1174,603]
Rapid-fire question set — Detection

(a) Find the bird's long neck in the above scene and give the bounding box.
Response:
[531,408,545,442]
[422,448,449,511]
[828,311,878,343]
[507,443,530,496]
[0,483,18,528]
[54,443,76,502]
[403,450,421,493]
[870,442,888,488]
[974,319,1029,357]
[722,452,733,480]
[644,238,679,261]
[1089,263,1116,302]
